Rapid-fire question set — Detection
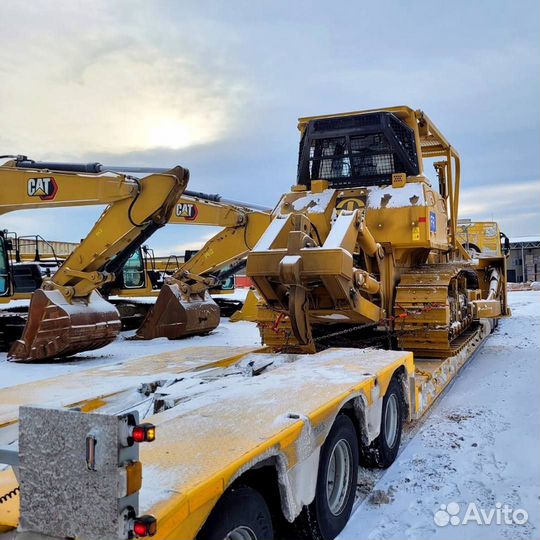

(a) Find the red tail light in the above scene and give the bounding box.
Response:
[131,423,156,444]
[132,515,157,537]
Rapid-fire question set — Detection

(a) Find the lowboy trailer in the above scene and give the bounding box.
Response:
[0,318,494,540]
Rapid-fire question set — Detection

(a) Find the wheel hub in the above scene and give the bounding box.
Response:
[326,438,353,516]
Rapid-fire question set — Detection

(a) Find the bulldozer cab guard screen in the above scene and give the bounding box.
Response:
[297,111,420,189]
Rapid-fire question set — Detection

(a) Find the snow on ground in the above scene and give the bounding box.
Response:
[339,290,540,540]
[0,289,258,388]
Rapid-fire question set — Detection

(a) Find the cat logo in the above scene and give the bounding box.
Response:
[27,177,58,200]
[176,202,198,220]
[336,198,364,212]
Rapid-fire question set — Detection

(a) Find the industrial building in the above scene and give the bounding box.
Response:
[507,236,540,283]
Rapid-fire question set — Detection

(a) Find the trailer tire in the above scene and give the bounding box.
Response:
[360,376,403,468]
[295,414,359,540]
[197,485,273,540]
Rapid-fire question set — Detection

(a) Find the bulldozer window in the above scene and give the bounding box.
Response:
[122,249,146,289]
[309,137,351,180]
[307,133,398,185]
[0,236,10,296]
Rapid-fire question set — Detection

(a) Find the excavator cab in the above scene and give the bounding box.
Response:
[0,232,11,297]
[116,248,148,290]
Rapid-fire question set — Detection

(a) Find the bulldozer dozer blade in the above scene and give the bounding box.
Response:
[135,283,220,340]
[8,289,121,362]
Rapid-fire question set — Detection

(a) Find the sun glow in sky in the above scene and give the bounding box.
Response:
[148,119,192,149]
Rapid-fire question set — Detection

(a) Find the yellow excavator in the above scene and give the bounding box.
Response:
[239,106,509,357]
[128,190,272,338]
[105,192,271,334]
[0,190,270,341]
[0,157,187,361]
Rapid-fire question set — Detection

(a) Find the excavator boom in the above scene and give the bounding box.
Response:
[0,160,187,361]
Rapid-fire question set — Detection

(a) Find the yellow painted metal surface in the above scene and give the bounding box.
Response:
[136,347,413,539]
[0,346,257,429]
[0,346,411,538]
[457,221,502,256]
[0,469,19,529]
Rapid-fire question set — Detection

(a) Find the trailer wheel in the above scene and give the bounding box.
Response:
[197,485,273,540]
[361,376,403,468]
[295,414,359,540]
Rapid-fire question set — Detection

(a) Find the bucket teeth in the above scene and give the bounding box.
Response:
[8,289,121,362]
[136,283,220,340]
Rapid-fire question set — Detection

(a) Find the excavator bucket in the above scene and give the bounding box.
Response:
[135,282,220,340]
[8,289,121,362]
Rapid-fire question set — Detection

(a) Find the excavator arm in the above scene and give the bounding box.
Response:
[135,196,271,339]
[0,161,188,361]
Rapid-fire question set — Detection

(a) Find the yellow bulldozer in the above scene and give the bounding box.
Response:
[239,105,509,357]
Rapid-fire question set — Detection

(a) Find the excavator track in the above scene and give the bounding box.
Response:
[394,264,477,358]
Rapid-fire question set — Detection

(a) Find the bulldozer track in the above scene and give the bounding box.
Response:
[395,264,478,358]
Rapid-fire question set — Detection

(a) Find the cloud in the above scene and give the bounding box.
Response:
[0,1,249,158]
[460,180,540,236]
[152,230,220,257]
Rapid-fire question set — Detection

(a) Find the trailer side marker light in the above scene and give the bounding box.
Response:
[132,423,156,443]
[133,515,157,537]
[126,460,143,496]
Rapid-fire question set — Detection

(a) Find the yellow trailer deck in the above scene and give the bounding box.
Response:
[0,318,494,540]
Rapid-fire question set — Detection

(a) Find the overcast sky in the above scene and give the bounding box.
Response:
[1,0,538,254]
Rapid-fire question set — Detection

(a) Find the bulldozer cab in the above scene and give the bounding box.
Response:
[296,111,420,189]
[295,106,463,251]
